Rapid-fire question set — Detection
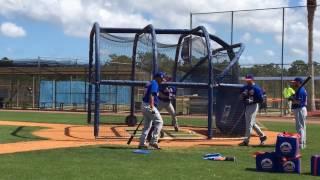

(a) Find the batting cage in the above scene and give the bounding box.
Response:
[88,23,245,138]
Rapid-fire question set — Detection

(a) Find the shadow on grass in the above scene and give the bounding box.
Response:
[245,168,258,172]
[11,126,25,137]
[245,168,274,173]
[300,172,312,176]
[10,126,43,140]
[10,126,46,140]
[250,144,275,148]
[245,168,312,176]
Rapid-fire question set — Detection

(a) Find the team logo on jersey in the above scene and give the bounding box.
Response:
[249,89,254,95]
[283,161,295,172]
[261,158,273,169]
[243,89,248,95]
[280,142,292,154]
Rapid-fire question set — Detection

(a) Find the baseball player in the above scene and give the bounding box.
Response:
[283,83,295,115]
[239,74,267,146]
[146,78,177,143]
[158,77,179,131]
[290,77,307,149]
[138,72,165,150]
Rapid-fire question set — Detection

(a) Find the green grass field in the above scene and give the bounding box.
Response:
[0,111,319,180]
[0,111,208,126]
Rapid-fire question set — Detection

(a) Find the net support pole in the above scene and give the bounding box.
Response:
[84,73,87,111]
[70,75,73,107]
[130,33,139,117]
[231,11,234,44]
[54,80,57,110]
[203,30,214,139]
[32,75,35,109]
[94,23,101,137]
[280,8,285,117]
[87,23,95,124]
[196,26,214,138]
[189,12,193,69]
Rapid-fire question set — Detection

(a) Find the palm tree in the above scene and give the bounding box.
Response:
[307,0,317,111]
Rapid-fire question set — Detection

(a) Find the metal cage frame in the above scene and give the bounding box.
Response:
[88,22,245,138]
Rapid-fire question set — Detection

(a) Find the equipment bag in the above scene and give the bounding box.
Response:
[275,132,300,158]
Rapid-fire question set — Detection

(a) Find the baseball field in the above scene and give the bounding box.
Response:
[0,110,319,180]
[0,111,320,179]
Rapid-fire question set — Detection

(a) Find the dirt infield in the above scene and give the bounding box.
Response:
[0,120,279,155]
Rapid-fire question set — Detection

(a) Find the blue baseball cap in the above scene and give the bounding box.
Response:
[245,74,254,81]
[154,72,166,80]
[292,77,303,83]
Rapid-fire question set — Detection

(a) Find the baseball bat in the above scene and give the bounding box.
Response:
[296,76,311,93]
[127,118,144,145]
[289,76,311,101]
[205,156,236,162]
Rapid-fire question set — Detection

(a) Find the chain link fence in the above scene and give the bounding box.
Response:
[191,5,320,113]
[0,59,319,115]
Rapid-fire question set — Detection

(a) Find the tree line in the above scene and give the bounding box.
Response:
[2,56,319,77]
[240,60,320,77]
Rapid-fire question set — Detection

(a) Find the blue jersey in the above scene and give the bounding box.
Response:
[142,80,159,106]
[292,87,307,109]
[240,84,263,105]
[159,86,176,102]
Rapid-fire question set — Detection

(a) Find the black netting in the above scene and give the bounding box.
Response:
[93,29,244,136]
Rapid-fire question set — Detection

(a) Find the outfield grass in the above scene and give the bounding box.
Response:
[0,123,318,180]
[0,111,87,125]
[0,126,46,144]
[0,111,208,127]
[0,111,319,179]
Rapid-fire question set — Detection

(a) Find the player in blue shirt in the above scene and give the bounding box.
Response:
[146,82,178,142]
[138,72,166,149]
[290,77,308,149]
[158,76,179,131]
[239,74,267,146]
